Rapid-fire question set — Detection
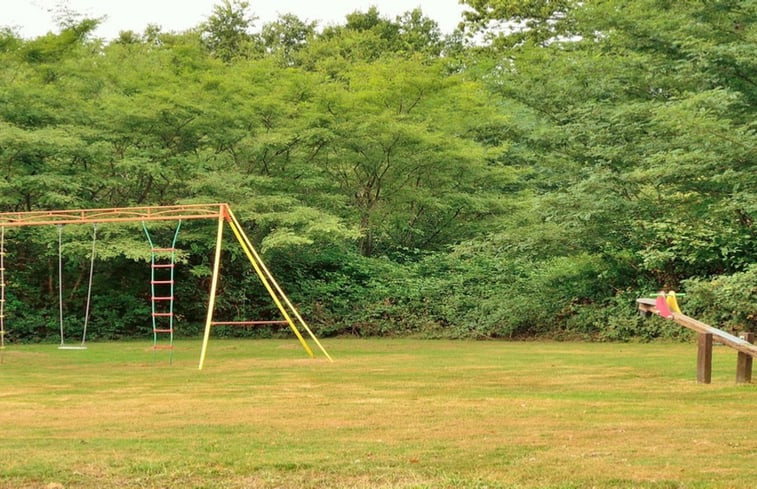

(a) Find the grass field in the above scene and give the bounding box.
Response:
[0,338,755,489]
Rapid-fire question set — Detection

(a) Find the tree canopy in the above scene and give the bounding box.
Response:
[1,1,754,342]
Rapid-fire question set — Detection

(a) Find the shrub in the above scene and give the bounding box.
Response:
[683,264,757,334]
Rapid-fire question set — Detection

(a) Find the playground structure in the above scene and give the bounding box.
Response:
[0,203,332,368]
[637,292,756,384]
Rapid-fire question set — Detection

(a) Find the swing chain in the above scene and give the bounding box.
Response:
[58,224,97,349]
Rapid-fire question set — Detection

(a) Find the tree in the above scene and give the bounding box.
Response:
[395,8,444,55]
[315,7,446,63]
[261,14,317,66]
[200,0,257,61]
[461,0,577,47]
[3,0,753,341]
[303,57,511,256]
[447,0,757,336]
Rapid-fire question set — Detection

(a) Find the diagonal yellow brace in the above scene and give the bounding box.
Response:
[225,213,315,360]
[226,207,333,362]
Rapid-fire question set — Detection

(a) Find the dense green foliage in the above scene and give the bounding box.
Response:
[0,0,754,342]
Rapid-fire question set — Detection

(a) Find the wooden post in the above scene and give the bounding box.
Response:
[697,333,712,384]
[736,332,754,384]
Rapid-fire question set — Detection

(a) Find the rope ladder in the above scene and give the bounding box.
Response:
[143,221,182,363]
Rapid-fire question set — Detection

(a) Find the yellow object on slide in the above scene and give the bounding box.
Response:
[666,291,682,314]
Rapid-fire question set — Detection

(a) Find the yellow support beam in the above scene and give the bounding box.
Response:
[198,212,226,370]
[225,212,315,360]
[225,207,333,362]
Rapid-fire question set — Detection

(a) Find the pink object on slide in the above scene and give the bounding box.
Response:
[655,293,673,319]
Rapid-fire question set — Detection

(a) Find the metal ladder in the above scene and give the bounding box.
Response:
[142,221,181,363]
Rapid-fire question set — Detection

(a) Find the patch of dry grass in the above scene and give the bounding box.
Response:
[0,339,755,488]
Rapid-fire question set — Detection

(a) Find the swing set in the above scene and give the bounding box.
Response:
[0,203,332,368]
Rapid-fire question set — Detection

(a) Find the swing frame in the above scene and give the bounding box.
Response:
[56,223,97,350]
[0,203,332,368]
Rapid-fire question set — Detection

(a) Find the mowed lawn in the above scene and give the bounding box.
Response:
[0,338,754,489]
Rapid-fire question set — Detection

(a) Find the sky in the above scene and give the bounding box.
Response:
[2,0,468,39]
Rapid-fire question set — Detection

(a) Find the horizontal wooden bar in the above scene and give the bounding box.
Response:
[673,314,757,358]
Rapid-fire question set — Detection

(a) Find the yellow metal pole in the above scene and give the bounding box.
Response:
[226,215,315,359]
[226,208,333,362]
[198,211,225,370]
